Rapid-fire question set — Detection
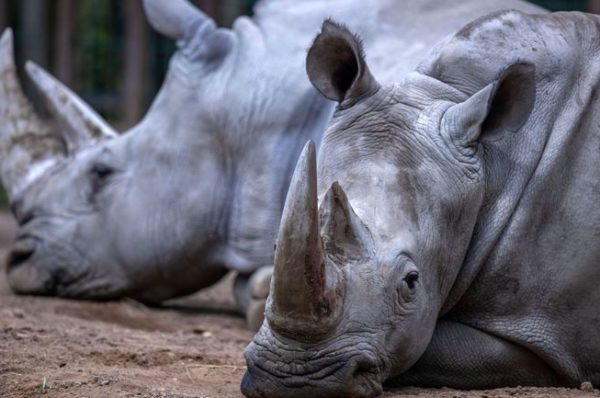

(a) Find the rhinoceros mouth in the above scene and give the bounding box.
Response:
[242,363,383,398]
[6,234,99,298]
[242,340,384,398]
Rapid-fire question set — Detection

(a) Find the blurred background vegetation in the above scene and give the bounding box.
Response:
[0,0,259,130]
[0,0,594,207]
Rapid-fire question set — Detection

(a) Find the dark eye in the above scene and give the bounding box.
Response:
[403,271,419,290]
[90,163,115,193]
[91,163,114,179]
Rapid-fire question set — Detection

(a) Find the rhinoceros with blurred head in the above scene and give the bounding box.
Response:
[1,0,543,329]
[243,10,600,397]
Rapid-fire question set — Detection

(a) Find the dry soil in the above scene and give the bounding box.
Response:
[0,212,598,398]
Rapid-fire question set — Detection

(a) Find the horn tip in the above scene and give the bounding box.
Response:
[1,27,13,43]
[0,28,14,54]
[300,140,317,165]
[24,61,46,81]
[0,28,15,73]
[25,60,37,71]
[324,181,348,209]
[24,60,37,76]
[305,139,316,153]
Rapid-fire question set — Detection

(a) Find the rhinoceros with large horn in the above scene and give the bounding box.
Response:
[243,10,600,397]
[1,0,543,329]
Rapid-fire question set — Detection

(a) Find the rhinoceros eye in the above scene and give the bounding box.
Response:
[90,163,115,193]
[91,163,113,179]
[403,271,419,290]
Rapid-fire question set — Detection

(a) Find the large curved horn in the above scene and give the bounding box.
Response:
[266,141,344,341]
[0,29,65,201]
[26,61,117,154]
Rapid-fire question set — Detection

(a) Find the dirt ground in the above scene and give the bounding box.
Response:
[0,213,598,398]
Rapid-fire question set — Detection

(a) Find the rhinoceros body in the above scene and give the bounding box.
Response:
[1,0,543,328]
[243,10,600,397]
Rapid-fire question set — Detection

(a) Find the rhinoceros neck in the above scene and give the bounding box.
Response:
[223,92,334,271]
[417,11,600,315]
[129,66,334,273]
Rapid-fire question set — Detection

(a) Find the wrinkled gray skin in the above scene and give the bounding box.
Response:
[1,0,543,327]
[243,10,600,398]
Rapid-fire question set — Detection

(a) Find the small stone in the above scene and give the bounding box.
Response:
[58,362,66,368]
[580,381,594,392]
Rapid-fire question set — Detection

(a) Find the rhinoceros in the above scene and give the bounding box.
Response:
[242,10,600,397]
[1,0,543,329]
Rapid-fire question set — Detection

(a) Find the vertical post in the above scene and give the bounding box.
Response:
[196,0,219,20]
[588,0,600,13]
[20,0,49,67]
[123,0,149,128]
[54,0,75,87]
[0,0,7,31]
[220,0,243,27]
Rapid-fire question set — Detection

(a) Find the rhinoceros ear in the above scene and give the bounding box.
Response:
[143,0,234,60]
[443,62,536,147]
[143,0,206,41]
[306,19,380,105]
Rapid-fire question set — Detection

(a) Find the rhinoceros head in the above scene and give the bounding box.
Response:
[0,28,129,297]
[2,0,250,300]
[242,20,536,397]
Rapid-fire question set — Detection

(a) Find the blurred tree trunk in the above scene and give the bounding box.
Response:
[54,0,75,87]
[588,0,600,13]
[20,0,49,67]
[220,1,243,27]
[123,0,149,128]
[0,0,7,31]
[196,0,220,20]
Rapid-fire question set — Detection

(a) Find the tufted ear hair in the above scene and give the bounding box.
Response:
[443,62,536,147]
[306,19,380,106]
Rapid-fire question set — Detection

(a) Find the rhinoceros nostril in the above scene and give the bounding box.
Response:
[240,370,260,398]
[349,359,383,398]
[7,239,37,269]
[352,358,378,377]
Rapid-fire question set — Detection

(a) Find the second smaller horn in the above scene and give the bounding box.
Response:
[26,61,117,154]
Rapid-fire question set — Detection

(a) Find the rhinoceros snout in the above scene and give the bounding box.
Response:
[241,358,383,398]
[240,370,259,398]
[6,238,53,295]
[7,238,37,270]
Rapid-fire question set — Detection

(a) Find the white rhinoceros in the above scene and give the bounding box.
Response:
[0,0,543,329]
[243,10,600,397]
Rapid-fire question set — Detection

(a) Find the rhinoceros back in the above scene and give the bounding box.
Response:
[418,10,600,384]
